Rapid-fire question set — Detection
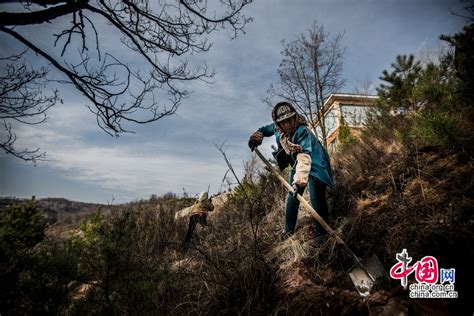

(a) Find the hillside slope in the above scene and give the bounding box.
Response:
[268,138,474,314]
[2,135,472,315]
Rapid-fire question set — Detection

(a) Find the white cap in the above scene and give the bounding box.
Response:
[273,103,296,122]
[198,191,208,202]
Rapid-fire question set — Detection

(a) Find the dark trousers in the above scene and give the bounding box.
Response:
[183,213,208,245]
[285,170,329,237]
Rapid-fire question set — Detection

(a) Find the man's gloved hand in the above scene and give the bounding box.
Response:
[292,183,305,198]
[248,131,264,151]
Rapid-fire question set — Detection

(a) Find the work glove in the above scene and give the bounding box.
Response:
[248,131,264,151]
[292,183,305,198]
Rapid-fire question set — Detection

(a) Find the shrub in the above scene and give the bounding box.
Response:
[337,117,358,150]
[68,207,173,315]
[0,198,75,315]
[0,199,44,314]
[395,110,460,148]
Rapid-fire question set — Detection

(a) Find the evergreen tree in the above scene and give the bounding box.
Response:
[377,54,422,113]
[0,199,45,314]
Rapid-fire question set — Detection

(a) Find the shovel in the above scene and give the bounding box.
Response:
[254,148,386,296]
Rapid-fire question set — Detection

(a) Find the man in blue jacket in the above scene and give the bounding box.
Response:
[248,101,334,238]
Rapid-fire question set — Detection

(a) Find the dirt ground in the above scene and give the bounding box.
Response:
[264,146,473,315]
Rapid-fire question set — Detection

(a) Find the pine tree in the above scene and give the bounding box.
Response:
[377,54,422,113]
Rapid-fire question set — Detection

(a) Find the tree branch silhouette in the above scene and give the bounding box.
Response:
[0,0,252,159]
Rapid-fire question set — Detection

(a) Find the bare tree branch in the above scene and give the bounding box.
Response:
[0,121,46,163]
[267,21,345,147]
[0,0,90,26]
[0,50,57,161]
[214,141,263,257]
[0,0,252,159]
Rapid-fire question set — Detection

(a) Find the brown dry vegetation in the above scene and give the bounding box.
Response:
[3,24,473,315]
[95,123,471,315]
[3,115,473,316]
[329,132,473,315]
[11,109,468,315]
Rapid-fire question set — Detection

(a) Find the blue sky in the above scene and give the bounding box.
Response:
[0,0,469,203]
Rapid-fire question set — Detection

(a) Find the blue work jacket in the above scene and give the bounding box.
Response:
[257,123,334,188]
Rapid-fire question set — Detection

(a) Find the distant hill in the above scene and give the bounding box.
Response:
[0,197,109,226]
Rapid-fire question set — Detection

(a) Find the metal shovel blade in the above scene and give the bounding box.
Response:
[348,254,387,297]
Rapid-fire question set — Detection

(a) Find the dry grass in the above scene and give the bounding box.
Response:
[41,119,474,315]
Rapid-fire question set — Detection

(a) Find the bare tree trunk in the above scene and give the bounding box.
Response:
[311,45,328,148]
[266,21,345,149]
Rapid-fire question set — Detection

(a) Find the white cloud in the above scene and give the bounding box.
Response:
[2,0,466,203]
[10,107,234,201]
[49,145,229,199]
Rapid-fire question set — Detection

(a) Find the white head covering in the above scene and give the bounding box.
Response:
[198,191,208,202]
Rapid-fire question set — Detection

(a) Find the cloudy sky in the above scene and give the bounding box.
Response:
[0,0,469,203]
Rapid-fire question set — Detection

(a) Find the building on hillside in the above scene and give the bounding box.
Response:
[314,93,379,152]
